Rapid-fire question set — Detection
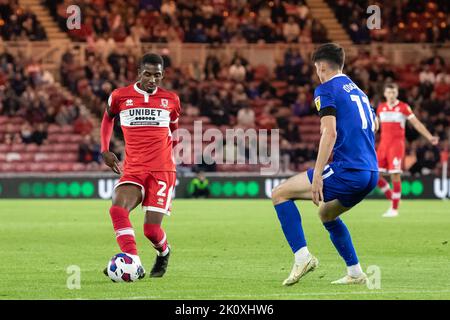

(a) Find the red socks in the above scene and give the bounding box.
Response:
[109,206,137,255]
[377,177,392,200]
[392,181,401,210]
[109,206,169,256]
[144,224,168,254]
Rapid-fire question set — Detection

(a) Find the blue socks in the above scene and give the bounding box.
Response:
[323,218,359,266]
[274,200,307,253]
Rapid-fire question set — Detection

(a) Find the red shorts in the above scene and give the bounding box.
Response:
[114,171,176,215]
[377,142,405,174]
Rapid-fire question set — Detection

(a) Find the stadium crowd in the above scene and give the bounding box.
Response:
[1,40,448,174]
[328,0,449,44]
[0,0,449,174]
[0,0,47,41]
[45,0,329,44]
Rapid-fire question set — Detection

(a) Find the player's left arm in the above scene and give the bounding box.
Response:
[312,111,337,206]
[407,114,439,146]
[169,94,181,148]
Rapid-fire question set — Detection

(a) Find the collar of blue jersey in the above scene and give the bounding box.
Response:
[326,73,347,83]
[133,82,158,96]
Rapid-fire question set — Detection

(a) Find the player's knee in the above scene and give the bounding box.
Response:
[112,198,133,212]
[112,193,138,212]
[319,212,334,223]
[271,185,286,205]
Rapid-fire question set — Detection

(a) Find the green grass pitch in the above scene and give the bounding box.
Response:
[0,199,449,300]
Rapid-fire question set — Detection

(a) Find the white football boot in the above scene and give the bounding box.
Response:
[382,207,399,217]
[282,254,319,286]
[331,273,368,285]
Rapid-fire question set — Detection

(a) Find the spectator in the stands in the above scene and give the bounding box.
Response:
[229,59,246,82]
[74,112,94,135]
[20,121,34,144]
[283,16,301,43]
[236,105,255,129]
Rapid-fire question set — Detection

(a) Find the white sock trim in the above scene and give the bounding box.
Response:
[115,228,135,238]
[347,263,363,277]
[158,246,170,257]
[391,192,401,199]
[153,232,167,249]
[294,246,310,264]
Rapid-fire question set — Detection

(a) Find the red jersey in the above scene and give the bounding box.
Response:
[108,83,181,174]
[377,100,414,143]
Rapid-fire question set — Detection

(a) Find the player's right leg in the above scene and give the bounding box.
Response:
[383,172,401,217]
[104,183,145,278]
[271,172,319,286]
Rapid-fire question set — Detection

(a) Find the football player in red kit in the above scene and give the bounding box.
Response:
[376,83,438,217]
[101,53,180,278]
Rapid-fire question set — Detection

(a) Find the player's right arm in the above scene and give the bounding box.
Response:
[311,87,337,206]
[101,91,122,175]
[405,105,439,146]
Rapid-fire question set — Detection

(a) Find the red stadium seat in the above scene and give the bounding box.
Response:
[57,163,73,172]
[0,144,11,153]
[39,145,53,152]
[0,163,15,172]
[15,163,30,172]
[25,144,39,152]
[69,135,83,143]
[34,153,50,162]
[71,163,86,171]
[61,125,74,133]
[28,163,46,172]
[47,124,61,134]
[11,144,26,152]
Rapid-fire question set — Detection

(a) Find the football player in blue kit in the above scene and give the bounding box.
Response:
[272,43,379,286]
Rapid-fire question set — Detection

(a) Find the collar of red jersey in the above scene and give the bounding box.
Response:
[133,82,158,96]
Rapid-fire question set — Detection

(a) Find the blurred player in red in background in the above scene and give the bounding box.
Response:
[101,53,180,278]
[376,83,439,217]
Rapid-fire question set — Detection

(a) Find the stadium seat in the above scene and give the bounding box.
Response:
[0,144,11,153]
[25,144,39,152]
[0,163,15,172]
[11,144,26,152]
[71,163,86,171]
[15,163,30,172]
[29,163,46,172]
[57,163,73,172]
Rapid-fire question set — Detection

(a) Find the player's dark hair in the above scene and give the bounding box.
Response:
[311,43,345,70]
[139,53,164,69]
[384,83,398,90]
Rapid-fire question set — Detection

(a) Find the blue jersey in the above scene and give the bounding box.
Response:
[313,74,378,171]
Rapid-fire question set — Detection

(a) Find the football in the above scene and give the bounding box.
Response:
[106,253,143,283]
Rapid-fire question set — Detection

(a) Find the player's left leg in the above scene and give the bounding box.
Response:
[142,171,176,278]
[318,200,367,285]
[272,171,319,286]
[144,211,170,277]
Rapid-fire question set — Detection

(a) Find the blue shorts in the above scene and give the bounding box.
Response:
[307,164,378,208]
